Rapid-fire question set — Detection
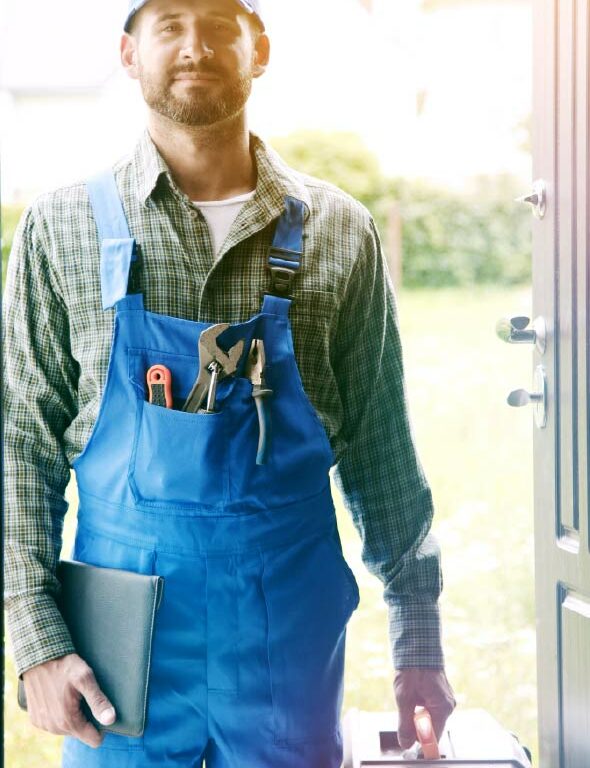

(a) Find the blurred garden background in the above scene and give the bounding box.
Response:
[2,0,537,764]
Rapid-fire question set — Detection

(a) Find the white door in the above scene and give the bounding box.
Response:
[525,1,590,765]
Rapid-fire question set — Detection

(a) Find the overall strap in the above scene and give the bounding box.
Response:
[87,170,140,310]
[261,196,305,317]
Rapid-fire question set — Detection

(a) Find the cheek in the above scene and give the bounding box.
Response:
[139,41,176,72]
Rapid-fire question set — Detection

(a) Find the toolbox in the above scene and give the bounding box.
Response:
[342,709,533,767]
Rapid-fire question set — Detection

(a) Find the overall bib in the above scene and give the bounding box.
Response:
[62,172,360,768]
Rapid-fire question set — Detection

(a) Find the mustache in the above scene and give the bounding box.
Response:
[171,62,224,77]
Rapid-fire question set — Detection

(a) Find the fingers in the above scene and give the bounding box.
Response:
[72,665,116,727]
[394,669,424,749]
[26,683,103,748]
[22,653,115,749]
[397,704,420,749]
[424,670,456,741]
[67,700,105,748]
[394,668,457,749]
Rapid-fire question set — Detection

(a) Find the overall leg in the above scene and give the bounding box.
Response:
[204,535,356,768]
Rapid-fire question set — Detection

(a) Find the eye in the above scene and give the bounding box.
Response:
[160,22,181,33]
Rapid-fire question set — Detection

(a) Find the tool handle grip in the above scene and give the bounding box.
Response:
[253,387,272,465]
[413,707,441,760]
[147,365,173,409]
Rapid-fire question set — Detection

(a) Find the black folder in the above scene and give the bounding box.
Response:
[18,559,164,738]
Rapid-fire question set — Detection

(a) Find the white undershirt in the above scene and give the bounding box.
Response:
[192,190,256,256]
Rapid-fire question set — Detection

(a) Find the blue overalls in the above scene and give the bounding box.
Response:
[62,171,360,768]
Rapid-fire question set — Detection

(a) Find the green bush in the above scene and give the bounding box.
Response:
[390,175,532,288]
[271,131,531,288]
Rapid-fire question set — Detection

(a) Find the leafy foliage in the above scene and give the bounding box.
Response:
[390,175,532,287]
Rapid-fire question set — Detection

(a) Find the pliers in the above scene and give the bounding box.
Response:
[244,339,273,465]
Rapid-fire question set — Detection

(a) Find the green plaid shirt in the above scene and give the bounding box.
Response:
[4,130,444,679]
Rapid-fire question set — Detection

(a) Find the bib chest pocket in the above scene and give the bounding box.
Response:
[127,348,230,510]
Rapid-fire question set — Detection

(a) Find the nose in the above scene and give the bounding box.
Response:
[179,25,214,62]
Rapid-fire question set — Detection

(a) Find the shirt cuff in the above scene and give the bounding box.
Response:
[6,593,76,679]
[388,597,445,669]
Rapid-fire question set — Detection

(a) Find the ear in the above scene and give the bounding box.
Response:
[252,33,270,79]
[121,33,140,80]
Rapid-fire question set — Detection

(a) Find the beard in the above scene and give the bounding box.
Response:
[138,59,254,127]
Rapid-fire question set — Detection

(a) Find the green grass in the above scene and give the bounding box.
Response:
[4,285,537,766]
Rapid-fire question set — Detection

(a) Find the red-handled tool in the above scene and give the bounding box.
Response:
[413,706,441,760]
[147,365,173,408]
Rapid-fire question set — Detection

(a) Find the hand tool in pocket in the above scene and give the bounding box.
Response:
[244,339,273,465]
[147,365,173,408]
[182,324,245,413]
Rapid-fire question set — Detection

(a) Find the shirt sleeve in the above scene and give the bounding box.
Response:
[332,215,445,669]
[3,205,78,678]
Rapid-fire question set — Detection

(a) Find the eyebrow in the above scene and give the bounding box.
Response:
[153,9,238,23]
[153,13,183,23]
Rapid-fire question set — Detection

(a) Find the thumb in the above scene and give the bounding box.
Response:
[74,668,116,726]
[397,704,417,749]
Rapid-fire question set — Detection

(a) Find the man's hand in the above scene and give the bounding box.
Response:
[394,668,456,749]
[22,653,116,748]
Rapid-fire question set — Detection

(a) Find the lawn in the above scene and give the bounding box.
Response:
[4,285,537,766]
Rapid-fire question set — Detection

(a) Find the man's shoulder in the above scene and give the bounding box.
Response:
[259,140,374,230]
[30,180,90,218]
[297,170,372,220]
[29,151,134,225]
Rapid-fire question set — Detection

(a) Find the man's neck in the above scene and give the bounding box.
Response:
[147,111,257,202]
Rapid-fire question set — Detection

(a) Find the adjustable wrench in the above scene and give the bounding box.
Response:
[182,324,244,413]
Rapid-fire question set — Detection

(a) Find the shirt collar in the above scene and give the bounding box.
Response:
[133,128,312,216]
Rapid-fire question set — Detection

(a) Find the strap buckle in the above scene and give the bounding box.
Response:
[267,264,296,299]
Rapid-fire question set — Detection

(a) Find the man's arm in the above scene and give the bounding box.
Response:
[4,204,116,745]
[332,215,455,744]
[3,204,78,676]
[332,215,444,669]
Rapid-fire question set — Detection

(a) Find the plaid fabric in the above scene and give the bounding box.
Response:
[3,130,444,678]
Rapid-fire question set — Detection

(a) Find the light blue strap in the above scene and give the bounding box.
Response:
[87,171,138,310]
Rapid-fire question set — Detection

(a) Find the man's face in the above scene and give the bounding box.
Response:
[122,0,269,127]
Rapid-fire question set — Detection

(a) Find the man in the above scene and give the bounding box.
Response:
[4,1,456,766]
